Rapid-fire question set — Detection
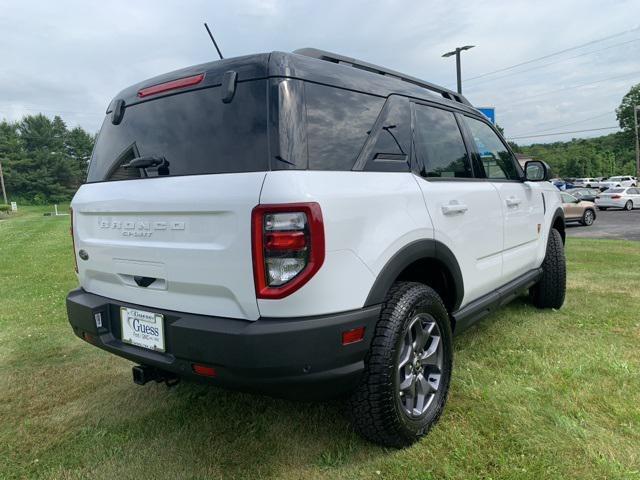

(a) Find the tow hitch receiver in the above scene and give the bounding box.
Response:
[132,365,180,387]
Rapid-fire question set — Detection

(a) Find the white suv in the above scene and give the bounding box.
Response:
[574,177,598,188]
[600,175,637,189]
[67,49,567,447]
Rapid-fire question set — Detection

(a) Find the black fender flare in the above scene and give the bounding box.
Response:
[364,239,464,311]
[550,207,566,243]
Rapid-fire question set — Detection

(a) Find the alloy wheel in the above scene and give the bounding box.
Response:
[584,210,594,225]
[397,313,444,417]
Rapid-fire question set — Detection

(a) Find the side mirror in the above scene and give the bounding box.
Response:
[524,160,550,182]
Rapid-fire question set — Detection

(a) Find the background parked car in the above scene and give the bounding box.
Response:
[599,176,637,190]
[571,187,600,202]
[595,187,640,210]
[561,192,597,226]
[552,179,576,190]
[574,177,599,188]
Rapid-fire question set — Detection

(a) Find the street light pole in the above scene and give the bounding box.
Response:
[634,105,639,180]
[442,45,475,94]
[0,160,7,205]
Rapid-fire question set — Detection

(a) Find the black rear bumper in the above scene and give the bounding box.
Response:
[66,288,380,399]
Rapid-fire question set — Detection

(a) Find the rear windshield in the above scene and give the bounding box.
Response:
[606,188,625,193]
[87,81,268,182]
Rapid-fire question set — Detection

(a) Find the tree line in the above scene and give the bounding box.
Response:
[0,115,94,204]
[0,84,638,203]
[512,83,639,178]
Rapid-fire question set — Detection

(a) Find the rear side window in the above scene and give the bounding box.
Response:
[465,117,520,180]
[87,81,268,182]
[413,104,472,178]
[305,83,384,170]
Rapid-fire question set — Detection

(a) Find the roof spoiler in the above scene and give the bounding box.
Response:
[293,48,472,107]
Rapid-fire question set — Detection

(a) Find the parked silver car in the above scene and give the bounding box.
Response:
[595,187,640,210]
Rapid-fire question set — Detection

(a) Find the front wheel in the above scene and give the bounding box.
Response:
[530,228,566,309]
[347,282,453,448]
[581,209,595,226]
[625,200,633,211]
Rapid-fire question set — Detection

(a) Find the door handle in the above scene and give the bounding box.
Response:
[506,197,521,207]
[441,202,468,215]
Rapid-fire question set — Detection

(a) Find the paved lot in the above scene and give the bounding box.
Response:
[566,208,640,241]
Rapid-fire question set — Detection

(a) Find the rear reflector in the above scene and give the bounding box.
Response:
[192,364,217,377]
[137,73,205,98]
[342,327,365,345]
[82,332,96,344]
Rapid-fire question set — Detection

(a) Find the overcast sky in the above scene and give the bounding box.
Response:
[1,0,639,144]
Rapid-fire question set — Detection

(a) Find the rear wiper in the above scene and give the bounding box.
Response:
[123,156,170,177]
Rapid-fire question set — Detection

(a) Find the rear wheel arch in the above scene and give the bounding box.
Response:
[551,207,565,244]
[364,240,464,320]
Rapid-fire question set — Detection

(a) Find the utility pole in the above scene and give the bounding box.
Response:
[442,45,475,94]
[634,106,639,179]
[0,159,7,204]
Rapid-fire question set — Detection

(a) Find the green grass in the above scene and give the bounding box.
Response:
[1,207,639,479]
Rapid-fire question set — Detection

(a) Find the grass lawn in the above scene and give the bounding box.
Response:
[1,206,639,480]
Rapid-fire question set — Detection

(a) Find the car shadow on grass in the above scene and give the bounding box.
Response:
[45,369,388,478]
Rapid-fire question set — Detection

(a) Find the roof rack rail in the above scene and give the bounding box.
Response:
[293,48,472,106]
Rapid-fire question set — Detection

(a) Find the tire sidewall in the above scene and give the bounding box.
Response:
[390,288,453,438]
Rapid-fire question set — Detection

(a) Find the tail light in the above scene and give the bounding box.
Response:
[70,207,78,273]
[252,203,325,299]
[611,195,622,199]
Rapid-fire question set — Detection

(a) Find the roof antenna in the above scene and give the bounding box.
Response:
[204,23,224,60]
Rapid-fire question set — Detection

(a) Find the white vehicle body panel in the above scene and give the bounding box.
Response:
[258,171,432,317]
[491,182,545,282]
[72,173,266,320]
[413,177,503,306]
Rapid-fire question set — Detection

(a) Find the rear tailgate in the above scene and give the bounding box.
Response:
[74,67,271,320]
[73,173,265,320]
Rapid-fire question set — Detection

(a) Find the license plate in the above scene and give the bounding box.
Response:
[120,307,165,352]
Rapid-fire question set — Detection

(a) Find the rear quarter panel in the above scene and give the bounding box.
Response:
[258,171,433,317]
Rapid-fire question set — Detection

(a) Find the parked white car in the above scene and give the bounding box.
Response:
[574,177,599,188]
[595,187,640,210]
[599,176,637,190]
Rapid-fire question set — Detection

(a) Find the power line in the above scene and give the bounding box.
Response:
[507,126,619,140]
[466,37,640,88]
[497,70,640,109]
[465,26,640,81]
[509,111,613,137]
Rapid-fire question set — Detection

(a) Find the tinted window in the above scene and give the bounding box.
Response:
[305,83,384,170]
[359,96,411,172]
[465,117,520,180]
[413,105,472,178]
[87,81,268,182]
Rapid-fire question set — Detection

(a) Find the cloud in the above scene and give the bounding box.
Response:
[0,0,638,144]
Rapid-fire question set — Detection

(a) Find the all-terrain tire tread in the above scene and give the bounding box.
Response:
[347,282,451,448]
[530,228,566,309]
